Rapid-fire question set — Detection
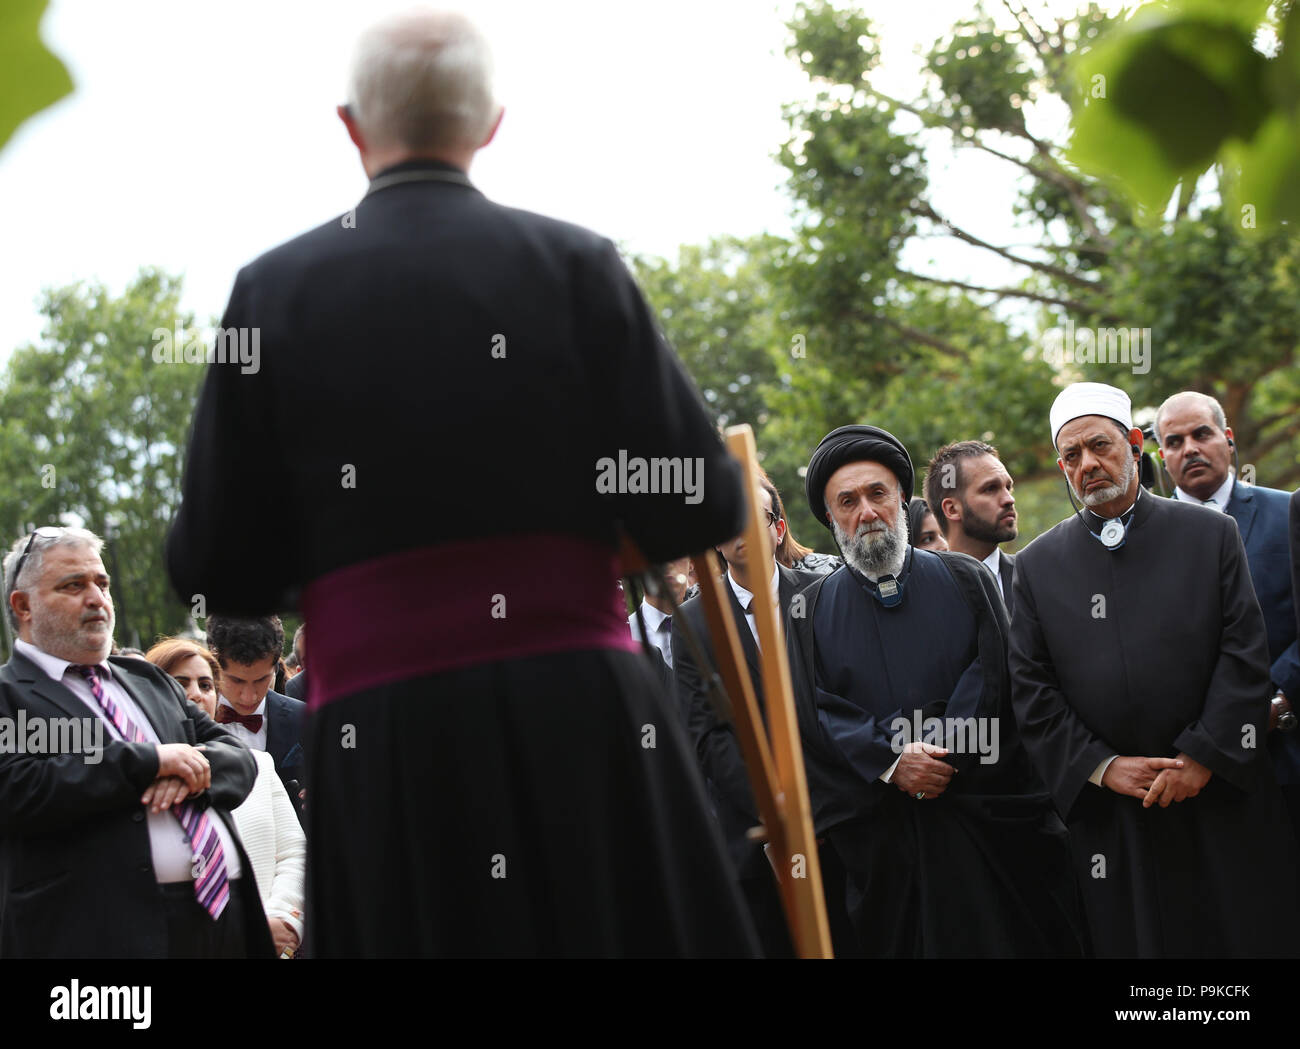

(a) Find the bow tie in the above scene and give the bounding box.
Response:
[217,706,263,732]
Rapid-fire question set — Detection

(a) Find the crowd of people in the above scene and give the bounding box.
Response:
[2,7,1299,959]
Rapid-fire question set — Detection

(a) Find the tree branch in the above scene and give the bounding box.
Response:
[895,268,1117,319]
[913,201,1103,291]
[854,308,970,361]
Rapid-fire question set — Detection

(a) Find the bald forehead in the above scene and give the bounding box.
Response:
[825,460,899,502]
[1157,395,1221,438]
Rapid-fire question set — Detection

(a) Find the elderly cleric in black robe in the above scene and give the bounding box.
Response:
[166,11,758,956]
[1009,382,1300,957]
[786,426,1086,957]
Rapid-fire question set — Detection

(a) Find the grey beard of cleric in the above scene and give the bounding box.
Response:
[1072,443,1136,509]
[830,508,908,581]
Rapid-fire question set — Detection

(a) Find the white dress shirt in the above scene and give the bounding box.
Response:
[728,563,780,648]
[1174,471,1234,511]
[981,547,1004,600]
[14,639,241,882]
[217,695,269,751]
[628,600,674,668]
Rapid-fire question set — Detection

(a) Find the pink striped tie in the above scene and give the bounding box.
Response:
[75,665,230,920]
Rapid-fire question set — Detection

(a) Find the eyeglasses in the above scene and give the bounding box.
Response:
[10,527,65,587]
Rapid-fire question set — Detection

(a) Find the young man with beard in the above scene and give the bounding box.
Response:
[924,441,1019,615]
[1009,383,1300,956]
[783,425,1086,957]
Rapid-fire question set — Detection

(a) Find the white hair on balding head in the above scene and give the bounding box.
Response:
[347,8,497,155]
[3,527,104,633]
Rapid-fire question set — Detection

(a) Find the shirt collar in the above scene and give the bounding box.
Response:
[728,562,780,610]
[981,547,1002,574]
[638,600,672,632]
[1174,470,1234,510]
[14,638,110,684]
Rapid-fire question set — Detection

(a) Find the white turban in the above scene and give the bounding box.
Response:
[1050,382,1133,449]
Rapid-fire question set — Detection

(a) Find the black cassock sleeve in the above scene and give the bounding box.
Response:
[579,238,746,563]
[166,271,290,614]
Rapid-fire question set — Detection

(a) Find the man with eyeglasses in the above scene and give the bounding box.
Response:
[671,480,824,956]
[0,527,272,958]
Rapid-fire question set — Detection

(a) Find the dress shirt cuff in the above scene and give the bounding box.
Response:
[1089,754,1119,787]
[879,755,902,784]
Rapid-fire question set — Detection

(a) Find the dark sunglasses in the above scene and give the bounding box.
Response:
[10,527,65,585]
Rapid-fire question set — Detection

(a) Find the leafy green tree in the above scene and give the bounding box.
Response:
[631,234,788,433]
[0,269,203,659]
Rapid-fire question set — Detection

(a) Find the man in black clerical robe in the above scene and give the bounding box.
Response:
[1010,382,1300,957]
[786,426,1087,958]
[165,11,758,957]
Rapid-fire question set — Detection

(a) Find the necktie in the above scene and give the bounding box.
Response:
[217,706,263,733]
[74,665,230,920]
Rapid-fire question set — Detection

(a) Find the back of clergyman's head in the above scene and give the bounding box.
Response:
[347,9,498,155]
[3,527,103,634]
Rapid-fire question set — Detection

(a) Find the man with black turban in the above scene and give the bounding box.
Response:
[786,425,1087,956]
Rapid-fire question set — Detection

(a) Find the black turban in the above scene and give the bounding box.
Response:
[804,425,914,529]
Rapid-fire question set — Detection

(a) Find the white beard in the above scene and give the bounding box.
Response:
[1076,452,1136,509]
[832,510,908,581]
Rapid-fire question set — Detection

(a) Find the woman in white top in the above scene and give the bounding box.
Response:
[145,637,306,957]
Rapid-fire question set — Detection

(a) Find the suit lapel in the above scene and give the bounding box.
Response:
[108,660,175,741]
[1228,480,1257,546]
[999,554,1016,615]
[725,576,763,684]
[7,652,98,723]
[264,693,284,762]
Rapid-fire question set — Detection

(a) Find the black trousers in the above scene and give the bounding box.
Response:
[161,879,250,959]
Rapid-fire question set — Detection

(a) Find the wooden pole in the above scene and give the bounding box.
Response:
[694,425,832,958]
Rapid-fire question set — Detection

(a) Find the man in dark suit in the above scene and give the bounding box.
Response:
[672,480,825,956]
[0,527,272,958]
[165,10,757,957]
[205,615,306,826]
[1291,489,1300,647]
[1156,391,1300,839]
[924,441,1019,616]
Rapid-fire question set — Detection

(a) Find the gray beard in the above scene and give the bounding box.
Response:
[832,512,908,581]
[1076,453,1135,508]
[30,606,115,664]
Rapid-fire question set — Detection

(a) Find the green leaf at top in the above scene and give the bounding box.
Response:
[0,0,74,154]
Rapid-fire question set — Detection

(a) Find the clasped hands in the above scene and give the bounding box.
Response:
[1101,752,1212,808]
[141,743,212,813]
[892,741,956,799]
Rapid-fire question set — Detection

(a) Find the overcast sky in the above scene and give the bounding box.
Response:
[0,0,1120,365]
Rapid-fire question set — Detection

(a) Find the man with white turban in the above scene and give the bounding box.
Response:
[1009,382,1300,956]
